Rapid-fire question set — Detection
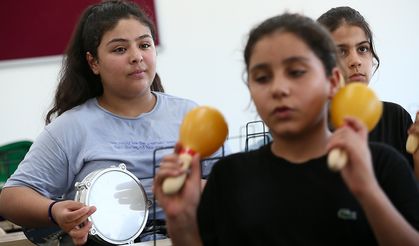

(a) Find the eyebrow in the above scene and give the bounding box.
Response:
[249,56,308,72]
[337,40,370,48]
[356,41,370,46]
[106,34,152,46]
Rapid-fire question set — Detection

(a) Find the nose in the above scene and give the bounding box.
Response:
[271,76,290,98]
[129,47,144,64]
[347,50,361,69]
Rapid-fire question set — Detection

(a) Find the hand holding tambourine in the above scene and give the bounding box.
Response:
[162,106,228,194]
[328,82,383,171]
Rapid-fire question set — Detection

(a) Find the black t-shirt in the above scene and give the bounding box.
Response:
[369,101,413,167]
[197,143,419,246]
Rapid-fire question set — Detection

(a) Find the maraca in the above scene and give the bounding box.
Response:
[406,114,419,154]
[162,106,228,194]
[328,82,383,171]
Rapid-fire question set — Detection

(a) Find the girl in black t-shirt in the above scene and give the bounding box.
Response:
[317,6,419,178]
[154,13,419,245]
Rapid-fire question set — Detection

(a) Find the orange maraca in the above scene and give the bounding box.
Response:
[328,82,383,171]
[162,106,228,194]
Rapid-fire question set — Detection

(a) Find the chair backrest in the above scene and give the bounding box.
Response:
[0,140,33,188]
[244,120,271,152]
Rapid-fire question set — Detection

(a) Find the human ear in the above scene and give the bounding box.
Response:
[328,67,342,99]
[86,52,99,75]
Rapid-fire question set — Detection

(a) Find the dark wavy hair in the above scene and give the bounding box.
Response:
[244,13,338,79]
[46,0,164,124]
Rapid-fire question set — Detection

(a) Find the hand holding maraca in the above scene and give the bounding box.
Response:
[406,112,419,155]
[328,82,383,171]
[162,106,228,194]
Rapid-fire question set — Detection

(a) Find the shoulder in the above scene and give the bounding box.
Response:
[368,142,419,228]
[153,92,199,120]
[369,141,407,163]
[53,98,98,117]
[382,101,413,121]
[45,99,98,138]
[368,142,413,178]
[383,101,407,111]
[154,92,198,109]
[374,101,413,133]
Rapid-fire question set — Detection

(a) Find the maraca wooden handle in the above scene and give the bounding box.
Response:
[327,148,348,171]
[406,134,419,154]
[162,153,193,195]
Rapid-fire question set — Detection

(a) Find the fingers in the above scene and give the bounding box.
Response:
[327,128,348,151]
[55,201,96,233]
[66,206,96,224]
[69,221,92,246]
[157,155,184,180]
[174,142,183,154]
[60,201,86,210]
[154,154,184,196]
[189,154,202,185]
[154,152,202,198]
[328,116,368,151]
[160,154,183,170]
[408,113,419,135]
[342,116,368,136]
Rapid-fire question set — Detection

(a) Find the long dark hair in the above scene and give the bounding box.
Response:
[46,0,163,124]
[317,6,380,72]
[244,13,338,78]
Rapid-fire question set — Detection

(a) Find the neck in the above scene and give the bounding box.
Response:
[270,120,331,163]
[98,91,157,118]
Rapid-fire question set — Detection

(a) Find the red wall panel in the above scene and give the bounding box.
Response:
[0,0,158,61]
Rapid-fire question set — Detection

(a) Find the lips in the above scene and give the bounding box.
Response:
[271,106,293,119]
[128,69,146,79]
[348,73,366,83]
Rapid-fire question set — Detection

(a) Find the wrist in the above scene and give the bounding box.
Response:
[166,211,199,233]
[48,200,62,225]
[166,219,202,246]
[353,181,382,204]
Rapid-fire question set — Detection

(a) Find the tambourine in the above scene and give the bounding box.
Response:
[75,163,151,245]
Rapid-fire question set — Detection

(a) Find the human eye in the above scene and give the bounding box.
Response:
[139,40,153,49]
[113,47,126,54]
[337,47,348,57]
[251,70,271,84]
[358,45,370,54]
[287,67,306,78]
[140,43,151,49]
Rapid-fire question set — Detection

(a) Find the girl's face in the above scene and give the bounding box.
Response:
[331,24,373,84]
[88,17,156,99]
[247,31,337,139]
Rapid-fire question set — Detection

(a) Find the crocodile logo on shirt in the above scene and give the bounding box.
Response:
[337,208,357,220]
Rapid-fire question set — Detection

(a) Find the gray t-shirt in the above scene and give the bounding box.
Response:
[5,92,225,218]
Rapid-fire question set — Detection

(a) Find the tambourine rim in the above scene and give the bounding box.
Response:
[75,165,149,244]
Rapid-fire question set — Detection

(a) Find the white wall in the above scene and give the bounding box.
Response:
[1,0,418,152]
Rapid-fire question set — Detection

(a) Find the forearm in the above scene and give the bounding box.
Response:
[166,213,203,246]
[357,183,419,246]
[0,186,53,227]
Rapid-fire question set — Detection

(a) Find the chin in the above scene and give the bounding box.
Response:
[346,80,367,84]
[271,128,298,139]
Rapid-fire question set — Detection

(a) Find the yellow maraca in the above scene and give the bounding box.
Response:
[162,106,228,194]
[328,82,383,171]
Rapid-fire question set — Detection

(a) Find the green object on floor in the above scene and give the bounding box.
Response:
[0,140,33,188]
